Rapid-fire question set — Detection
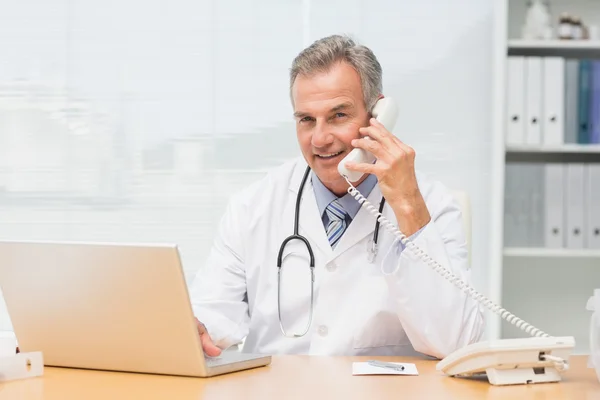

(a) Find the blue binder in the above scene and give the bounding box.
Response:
[590,61,600,144]
[578,60,592,144]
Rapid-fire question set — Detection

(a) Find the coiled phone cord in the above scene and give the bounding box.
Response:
[344,178,573,371]
[343,177,549,338]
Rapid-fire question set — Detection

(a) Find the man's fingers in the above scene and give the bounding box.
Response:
[358,125,389,144]
[201,333,222,357]
[344,160,378,175]
[351,137,387,159]
[196,318,222,357]
[367,117,412,150]
[360,118,396,144]
[358,123,403,160]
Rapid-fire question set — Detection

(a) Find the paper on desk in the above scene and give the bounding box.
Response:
[352,362,418,376]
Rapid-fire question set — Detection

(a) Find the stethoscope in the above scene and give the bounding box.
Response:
[276,166,386,338]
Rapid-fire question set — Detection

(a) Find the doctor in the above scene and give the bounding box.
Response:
[190,34,484,358]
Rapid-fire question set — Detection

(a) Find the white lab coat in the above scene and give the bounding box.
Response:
[190,157,484,359]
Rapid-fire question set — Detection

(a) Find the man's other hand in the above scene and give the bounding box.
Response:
[195,318,222,357]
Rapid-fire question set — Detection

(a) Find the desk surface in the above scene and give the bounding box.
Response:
[0,355,597,400]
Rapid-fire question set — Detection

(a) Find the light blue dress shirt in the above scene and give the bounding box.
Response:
[312,172,378,227]
[311,172,423,253]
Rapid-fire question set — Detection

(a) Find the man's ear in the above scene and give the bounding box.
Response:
[368,94,385,118]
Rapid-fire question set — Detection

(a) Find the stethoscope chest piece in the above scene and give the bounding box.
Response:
[367,239,378,263]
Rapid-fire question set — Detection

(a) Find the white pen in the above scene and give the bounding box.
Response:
[367,360,405,372]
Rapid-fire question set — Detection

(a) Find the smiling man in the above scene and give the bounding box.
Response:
[190,34,484,358]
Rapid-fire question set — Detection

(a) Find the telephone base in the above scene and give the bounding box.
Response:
[436,336,575,386]
[485,366,561,386]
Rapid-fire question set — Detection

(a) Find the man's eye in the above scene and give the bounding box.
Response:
[300,117,314,123]
[335,112,346,118]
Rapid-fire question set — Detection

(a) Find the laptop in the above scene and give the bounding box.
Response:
[0,240,271,377]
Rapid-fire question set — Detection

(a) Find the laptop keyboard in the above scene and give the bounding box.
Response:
[205,357,228,367]
[205,352,264,368]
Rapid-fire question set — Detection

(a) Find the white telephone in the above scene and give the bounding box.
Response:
[338,97,575,386]
[337,97,399,182]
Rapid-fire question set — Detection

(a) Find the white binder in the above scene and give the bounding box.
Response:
[586,164,600,249]
[504,163,531,247]
[505,163,531,246]
[530,164,545,247]
[506,56,526,145]
[565,163,586,248]
[544,164,564,248]
[525,57,543,145]
[503,164,518,247]
[542,57,565,145]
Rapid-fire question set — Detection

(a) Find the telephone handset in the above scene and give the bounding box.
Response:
[338,97,575,386]
[337,97,399,182]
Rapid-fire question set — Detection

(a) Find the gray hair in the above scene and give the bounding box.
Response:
[289,34,383,112]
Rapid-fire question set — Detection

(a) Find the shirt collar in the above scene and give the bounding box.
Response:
[312,172,378,220]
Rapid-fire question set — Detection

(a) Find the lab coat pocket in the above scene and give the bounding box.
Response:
[352,310,410,349]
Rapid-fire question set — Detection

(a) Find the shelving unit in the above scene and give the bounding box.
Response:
[509,39,600,49]
[490,0,600,354]
[505,144,600,162]
[506,144,600,153]
[508,39,600,57]
[504,247,600,258]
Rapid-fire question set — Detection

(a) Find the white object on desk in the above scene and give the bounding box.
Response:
[587,289,600,383]
[0,352,44,382]
[352,361,418,376]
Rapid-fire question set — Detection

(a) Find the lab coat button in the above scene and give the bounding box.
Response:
[318,325,328,336]
[326,262,337,272]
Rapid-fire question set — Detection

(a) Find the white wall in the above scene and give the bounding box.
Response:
[0,0,495,335]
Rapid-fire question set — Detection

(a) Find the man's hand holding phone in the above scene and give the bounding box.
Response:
[344,118,431,237]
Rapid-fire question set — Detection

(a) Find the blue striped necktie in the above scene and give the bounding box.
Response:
[325,199,348,248]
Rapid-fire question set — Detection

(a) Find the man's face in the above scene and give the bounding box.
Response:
[292,61,370,196]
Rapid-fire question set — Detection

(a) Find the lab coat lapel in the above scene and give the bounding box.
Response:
[288,161,332,258]
[331,184,383,260]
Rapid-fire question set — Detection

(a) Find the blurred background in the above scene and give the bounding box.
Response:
[0,0,597,355]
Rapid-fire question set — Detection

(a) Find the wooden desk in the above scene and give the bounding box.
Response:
[0,355,597,399]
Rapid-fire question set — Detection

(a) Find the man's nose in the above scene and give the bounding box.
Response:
[311,120,334,148]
